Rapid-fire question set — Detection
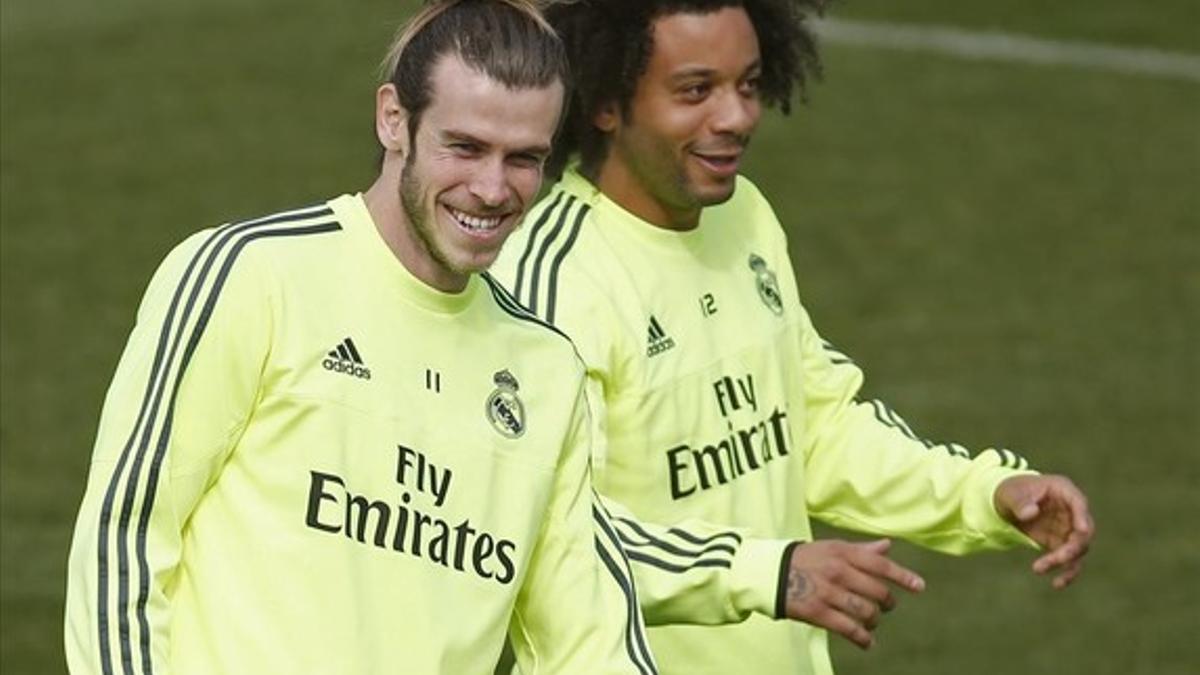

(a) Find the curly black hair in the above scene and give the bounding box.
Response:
[544,0,826,178]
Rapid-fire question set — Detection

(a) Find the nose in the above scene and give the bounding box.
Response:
[468,159,512,209]
[711,88,760,138]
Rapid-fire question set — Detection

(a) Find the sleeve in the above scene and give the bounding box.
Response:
[64,228,271,674]
[508,379,658,675]
[794,298,1039,554]
[601,496,796,625]
[582,374,796,626]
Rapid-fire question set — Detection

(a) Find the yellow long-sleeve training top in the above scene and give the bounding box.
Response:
[65,195,660,675]
[493,169,1037,675]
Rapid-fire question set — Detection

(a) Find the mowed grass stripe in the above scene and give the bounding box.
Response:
[817,18,1200,82]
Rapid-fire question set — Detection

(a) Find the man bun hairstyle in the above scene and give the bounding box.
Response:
[380,0,570,145]
[545,0,826,178]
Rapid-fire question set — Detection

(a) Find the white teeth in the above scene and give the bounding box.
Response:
[449,207,502,232]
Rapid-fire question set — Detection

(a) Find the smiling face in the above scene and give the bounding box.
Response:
[370,54,563,292]
[593,7,762,230]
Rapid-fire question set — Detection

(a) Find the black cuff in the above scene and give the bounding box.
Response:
[774,540,804,619]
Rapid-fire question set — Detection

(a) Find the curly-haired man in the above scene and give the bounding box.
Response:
[494,1,1095,673]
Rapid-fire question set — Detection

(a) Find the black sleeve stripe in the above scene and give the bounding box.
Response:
[480,273,570,342]
[1013,450,1029,470]
[1010,449,1023,468]
[866,403,1028,468]
[615,526,737,560]
[658,523,743,548]
[593,539,658,675]
[524,196,579,315]
[95,207,339,675]
[593,507,658,675]
[1000,448,1029,469]
[774,541,803,619]
[613,517,737,560]
[878,401,920,442]
[821,340,855,365]
[868,399,894,432]
[543,203,589,325]
[869,399,945,447]
[624,549,733,573]
[592,496,658,672]
[511,191,565,304]
[943,443,971,459]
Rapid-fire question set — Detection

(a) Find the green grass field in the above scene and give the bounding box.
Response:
[2,1,1197,672]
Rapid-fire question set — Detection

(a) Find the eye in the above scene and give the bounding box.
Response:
[679,82,712,102]
[739,75,762,97]
[449,142,481,157]
[508,153,544,169]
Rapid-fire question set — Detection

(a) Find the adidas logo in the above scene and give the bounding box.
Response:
[646,316,676,357]
[322,337,372,380]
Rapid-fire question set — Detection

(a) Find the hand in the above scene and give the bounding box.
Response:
[782,539,925,650]
[994,474,1095,589]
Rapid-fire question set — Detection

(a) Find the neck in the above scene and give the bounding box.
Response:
[590,156,701,231]
[363,171,469,294]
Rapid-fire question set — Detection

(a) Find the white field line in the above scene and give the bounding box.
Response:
[816,18,1200,83]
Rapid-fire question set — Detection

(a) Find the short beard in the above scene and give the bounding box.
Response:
[399,148,462,278]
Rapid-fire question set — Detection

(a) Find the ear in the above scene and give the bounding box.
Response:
[592,101,620,133]
[375,83,410,155]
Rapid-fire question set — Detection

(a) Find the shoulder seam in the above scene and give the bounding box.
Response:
[480,272,571,342]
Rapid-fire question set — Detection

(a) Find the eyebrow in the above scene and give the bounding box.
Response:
[439,130,488,147]
[440,130,550,157]
[667,59,762,84]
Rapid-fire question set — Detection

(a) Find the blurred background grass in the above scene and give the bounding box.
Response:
[2,0,1197,672]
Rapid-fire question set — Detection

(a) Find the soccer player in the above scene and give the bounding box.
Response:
[492,1,1096,673]
[65,2,671,672]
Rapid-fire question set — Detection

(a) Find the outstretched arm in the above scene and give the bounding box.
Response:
[793,293,1094,591]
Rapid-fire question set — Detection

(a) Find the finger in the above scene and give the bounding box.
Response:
[1014,499,1041,523]
[1051,559,1085,589]
[839,566,897,612]
[832,591,881,629]
[848,548,926,593]
[1081,508,1096,539]
[1038,477,1092,534]
[1064,489,1094,537]
[817,607,874,650]
[1033,530,1091,574]
[862,538,892,554]
[1001,478,1045,522]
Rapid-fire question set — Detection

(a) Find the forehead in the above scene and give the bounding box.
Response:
[422,54,564,147]
[645,7,760,76]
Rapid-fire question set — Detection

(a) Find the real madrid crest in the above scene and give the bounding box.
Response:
[748,254,783,316]
[486,369,526,439]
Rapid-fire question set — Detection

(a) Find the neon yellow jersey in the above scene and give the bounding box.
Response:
[492,169,1037,675]
[64,195,659,675]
